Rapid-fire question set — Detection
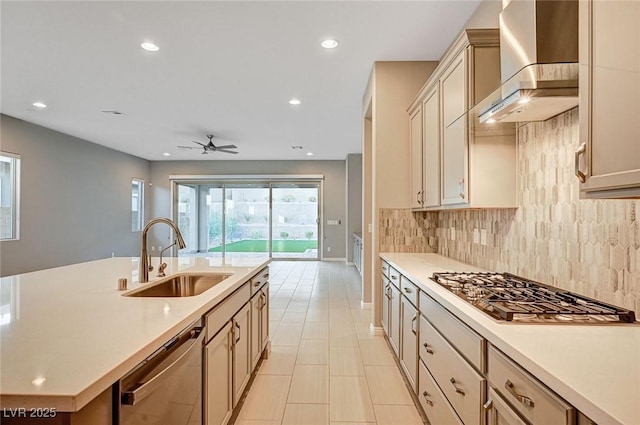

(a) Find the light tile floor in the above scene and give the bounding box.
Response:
[236,261,424,425]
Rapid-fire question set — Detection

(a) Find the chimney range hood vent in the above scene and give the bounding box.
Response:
[475,0,579,124]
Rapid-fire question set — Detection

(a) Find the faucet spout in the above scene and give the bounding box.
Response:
[140,218,186,283]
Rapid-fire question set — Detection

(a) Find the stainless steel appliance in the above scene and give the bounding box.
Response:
[431,272,636,323]
[116,319,205,425]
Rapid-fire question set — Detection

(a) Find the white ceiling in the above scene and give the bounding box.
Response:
[1,1,481,161]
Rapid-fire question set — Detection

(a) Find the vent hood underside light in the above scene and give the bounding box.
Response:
[476,62,579,124]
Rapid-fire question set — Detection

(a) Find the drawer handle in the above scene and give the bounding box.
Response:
[254,281,261,287]
[411,315,417,335]
[458,178,465,199]
[391,275,398,280]
[505,380,535,408]
[235,322,241,344]
[483,399,493,411]
[422,391,433,406]
[423,342,434,354]
[403,287,412,294]
[263,273,269,278]
[449,378,465,396]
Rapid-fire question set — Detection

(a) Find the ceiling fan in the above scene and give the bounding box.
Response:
[178,134,238,155]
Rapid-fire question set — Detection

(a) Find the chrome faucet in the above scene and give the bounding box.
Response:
[140,218,186,283]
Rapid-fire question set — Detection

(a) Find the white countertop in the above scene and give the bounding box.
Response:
[0,256,270,412]
[380,253,640,425]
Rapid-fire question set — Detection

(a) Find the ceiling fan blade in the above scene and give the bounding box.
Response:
[216,149,239,154]
[201,150,208,155]
[177,145,197,149]
[214,144,237,150]
[193,141,207,147]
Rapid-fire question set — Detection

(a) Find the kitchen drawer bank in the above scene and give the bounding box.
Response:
[0,257,271,424]
[379,253,640,425]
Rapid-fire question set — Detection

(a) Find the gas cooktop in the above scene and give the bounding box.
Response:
[430,272,636,324]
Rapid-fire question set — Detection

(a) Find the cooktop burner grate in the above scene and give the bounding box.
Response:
[431,272,636,323]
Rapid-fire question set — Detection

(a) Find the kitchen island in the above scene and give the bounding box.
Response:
[0,256,270,417]
[381,253,640,425]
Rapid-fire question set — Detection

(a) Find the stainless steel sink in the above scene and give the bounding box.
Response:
[125,273,232,297]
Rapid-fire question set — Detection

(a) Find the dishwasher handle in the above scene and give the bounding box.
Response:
[121,326,204,406]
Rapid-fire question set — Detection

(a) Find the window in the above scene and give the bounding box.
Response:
[131,178,144,232]
[0,152,20,240]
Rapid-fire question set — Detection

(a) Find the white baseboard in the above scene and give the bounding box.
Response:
[360,301,372,309]
[346,261,355,266]
[322,257,347,262]
[369,323,385,336]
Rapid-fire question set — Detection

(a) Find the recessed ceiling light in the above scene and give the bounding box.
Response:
[163,152,171,156]
[321,39,339,49]
[306,152,314,156]
[289,99,301,105]
[141,42,159,52]
[32,101,47,108]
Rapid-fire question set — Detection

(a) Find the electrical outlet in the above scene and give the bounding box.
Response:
[111,252,115,258]
[480,229,488,246]
[450,227,456,240]
[473,228,479,244]
[151,246,156,252]
[327,246,331,252]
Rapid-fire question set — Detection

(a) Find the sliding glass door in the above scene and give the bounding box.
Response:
[173,179,320,260]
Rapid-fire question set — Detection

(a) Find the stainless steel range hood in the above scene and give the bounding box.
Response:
[477,0,579,123]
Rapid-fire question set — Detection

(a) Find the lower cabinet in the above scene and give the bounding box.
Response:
[232,303,251,405]
[204,268,271,425]
[381,276,390,335]
[204,322,233,425]
[388,282,401,356]
[419,359,463,425]
[400,295,418,390]
[485,387,528,425]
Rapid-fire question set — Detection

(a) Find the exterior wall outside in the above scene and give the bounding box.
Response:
[148,159,347,259]
[0,115,150,276]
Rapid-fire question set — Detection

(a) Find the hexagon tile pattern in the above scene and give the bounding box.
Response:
[435,108,640,316]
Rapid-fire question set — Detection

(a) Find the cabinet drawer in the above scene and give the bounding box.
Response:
[420,316,485,425]
[419,359,463,425]
[250,267,270,296]
[388,267,401,288]
[400,275,419,307]
[206,282,250,341]
[488,345,575,425]
[381,260,390,278]
[420,291,485,371]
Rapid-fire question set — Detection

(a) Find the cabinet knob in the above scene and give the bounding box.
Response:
[403,287,412,294]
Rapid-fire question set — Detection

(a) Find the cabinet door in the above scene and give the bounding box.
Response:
[250,293,261,369]
[579,0,640,198]
[423,84,441,208]
[381,277,390,335]
[232,303,251,406]
[441,51,469,206]
[400,296,418,391]
[410,105,424,208]
[486,387,528,425]
[204,322,233,425]
[388,283,401,356]
[260,284,270,350]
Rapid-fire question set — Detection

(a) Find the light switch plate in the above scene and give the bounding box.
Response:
[480,229,488,246]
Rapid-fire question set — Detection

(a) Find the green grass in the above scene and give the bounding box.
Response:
[208,239,317,253]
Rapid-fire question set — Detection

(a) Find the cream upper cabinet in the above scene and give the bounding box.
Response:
[441,52,468,205]
[423,83,441,208]
[408,29,517,211]
[578,0,640,198]
[409,104,424,208]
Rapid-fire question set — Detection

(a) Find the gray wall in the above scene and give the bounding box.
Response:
[0,115,150,276]
[148,160,347,260]
[345,154,362,262]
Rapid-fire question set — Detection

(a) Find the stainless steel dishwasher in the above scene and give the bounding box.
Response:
[115,318,205,425]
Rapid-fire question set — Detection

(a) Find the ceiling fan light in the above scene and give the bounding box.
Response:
[289,99,301,105]
[141,42,159,52]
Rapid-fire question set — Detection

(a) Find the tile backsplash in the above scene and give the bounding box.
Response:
[379,208,437,253]
[437,108,640,315]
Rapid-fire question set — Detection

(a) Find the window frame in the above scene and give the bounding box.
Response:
[131,178,145,232]
[0,151,20,241]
